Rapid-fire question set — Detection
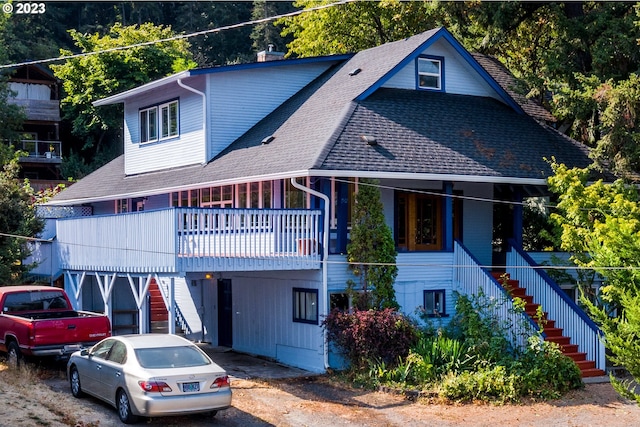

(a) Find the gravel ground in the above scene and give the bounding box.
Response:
[2,360,640,427]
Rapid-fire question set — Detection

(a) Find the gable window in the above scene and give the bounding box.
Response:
[424,290,446,317]
[139,99,179,143]
[293,288,318,324]
[417,56,443,91]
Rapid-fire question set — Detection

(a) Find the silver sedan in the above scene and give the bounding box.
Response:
[67,334,232,424]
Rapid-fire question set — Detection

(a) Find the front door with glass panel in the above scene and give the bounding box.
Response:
[397,193,442,251]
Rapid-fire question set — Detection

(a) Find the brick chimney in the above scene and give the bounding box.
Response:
[257,44,285,62]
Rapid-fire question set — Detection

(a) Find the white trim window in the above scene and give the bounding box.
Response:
[139,100,179,143]
[417,57,442,91]
[160,101,179,139]
[139,106,157,143]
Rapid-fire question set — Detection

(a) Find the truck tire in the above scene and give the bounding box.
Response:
[7,341,22,368]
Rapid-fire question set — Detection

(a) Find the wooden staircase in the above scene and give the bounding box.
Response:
[149,279,169,334]
[491,272,605,378]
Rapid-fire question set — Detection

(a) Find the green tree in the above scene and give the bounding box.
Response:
[251,0,296,54]
[279,0,445,57]
[346,178,398,310]
[0,145,44,285]
[50,23,197,175]
[547,161,640,404]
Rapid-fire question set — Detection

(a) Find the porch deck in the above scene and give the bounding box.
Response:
[55,207,323,273]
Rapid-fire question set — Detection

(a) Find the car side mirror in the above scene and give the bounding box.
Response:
[81,349,89,356]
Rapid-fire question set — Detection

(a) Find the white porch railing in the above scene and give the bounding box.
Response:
[453,241,538,350]
[56,207,322,273]
[505,242,605,371]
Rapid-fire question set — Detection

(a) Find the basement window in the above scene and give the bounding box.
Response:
[293,288,318,324]
[423,289,447,317]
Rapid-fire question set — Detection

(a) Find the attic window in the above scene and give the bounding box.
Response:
[417,56,443,91]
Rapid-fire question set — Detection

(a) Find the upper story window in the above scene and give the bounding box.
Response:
[139,99,179,143]
[417,56,443,91]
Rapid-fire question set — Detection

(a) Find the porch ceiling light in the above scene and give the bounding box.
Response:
[360,135,377,145]
[261,135,275,145]
[349,68,362,76]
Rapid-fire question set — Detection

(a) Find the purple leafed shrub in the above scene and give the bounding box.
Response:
[323,308,419,368]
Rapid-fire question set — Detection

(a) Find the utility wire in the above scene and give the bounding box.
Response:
[333,178,556,209]
[1,231,634,271]
[0,0,355,70]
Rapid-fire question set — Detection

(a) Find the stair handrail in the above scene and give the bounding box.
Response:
[174,304,192,335]
[506,240,601,332]
[453,240,539,350]
[506,239,605,371]
[154,277,194,336]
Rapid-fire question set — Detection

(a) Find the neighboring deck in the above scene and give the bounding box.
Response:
[54,207,323,273]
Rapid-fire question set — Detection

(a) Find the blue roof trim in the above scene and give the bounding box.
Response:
[190,53,354,76]
[356,28,525,115]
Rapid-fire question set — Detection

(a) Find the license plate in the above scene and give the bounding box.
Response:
[183,382,200,392]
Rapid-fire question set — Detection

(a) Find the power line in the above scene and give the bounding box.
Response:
[1,231,635,272]
[333,178,555,209]
[0,0,355,70]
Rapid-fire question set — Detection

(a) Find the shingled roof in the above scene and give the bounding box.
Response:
[471,53,555,123]
[319,88,590,179]
[50,27,598,205]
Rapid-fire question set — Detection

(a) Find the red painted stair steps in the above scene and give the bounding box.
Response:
[491,272,605,378]
[148,279,169,333]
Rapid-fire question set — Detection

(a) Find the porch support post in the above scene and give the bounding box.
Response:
[512,188,523,247]
[65,271,86,311]
[95,273,115,318]
[140,275,151,334]
[443,181,454,251]
[126,274,152,334]
[336,180,349,254]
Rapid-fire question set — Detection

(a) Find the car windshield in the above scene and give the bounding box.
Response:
[134,345,212,368]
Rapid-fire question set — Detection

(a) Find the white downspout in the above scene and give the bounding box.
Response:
[177,78,208,163]
[290,177,330,370]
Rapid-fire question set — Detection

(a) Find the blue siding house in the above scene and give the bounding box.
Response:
[36,28,605,376]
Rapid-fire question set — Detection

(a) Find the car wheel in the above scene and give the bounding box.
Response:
[69,366,85,398]
[7,342,22,368]
[117,389,139,424]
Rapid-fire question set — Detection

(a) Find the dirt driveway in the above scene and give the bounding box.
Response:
[2,354,640,427]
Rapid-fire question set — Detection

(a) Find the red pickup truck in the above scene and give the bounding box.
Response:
[0,285,111,364]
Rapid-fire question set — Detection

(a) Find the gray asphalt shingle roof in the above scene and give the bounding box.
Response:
[51,28,598,205]
[320,88,591,178]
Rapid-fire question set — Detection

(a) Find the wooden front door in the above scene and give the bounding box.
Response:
[397,193,442,251]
